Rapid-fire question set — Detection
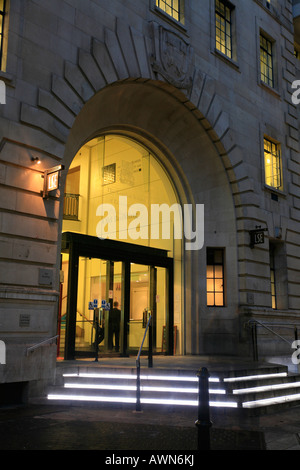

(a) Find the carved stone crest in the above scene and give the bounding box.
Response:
[150,22,194,91]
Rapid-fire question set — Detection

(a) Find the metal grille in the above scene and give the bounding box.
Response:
[63,193,80,220]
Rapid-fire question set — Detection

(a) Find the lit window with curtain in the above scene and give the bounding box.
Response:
[155,0,183,23]
[215,0,233,59]
[264,138,282,190]
[206,248,225,307]
[0,0,6,70]
[260,33,274,87]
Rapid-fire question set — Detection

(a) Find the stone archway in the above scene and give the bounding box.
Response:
[60,79,238,355]
[17,17,245,354]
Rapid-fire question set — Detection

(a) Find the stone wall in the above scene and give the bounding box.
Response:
[0,0,299,394]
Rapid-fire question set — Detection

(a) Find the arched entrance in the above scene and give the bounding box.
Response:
[57,80,239,358]
[59,134,182,359]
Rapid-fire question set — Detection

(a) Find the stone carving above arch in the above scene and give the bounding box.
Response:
[149,22,194,92]
[18,14,250,209]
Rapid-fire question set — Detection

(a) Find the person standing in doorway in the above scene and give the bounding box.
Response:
[109,301,121,352]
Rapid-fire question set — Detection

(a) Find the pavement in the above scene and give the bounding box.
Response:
[1,355,300,454]
[0,393,300,453]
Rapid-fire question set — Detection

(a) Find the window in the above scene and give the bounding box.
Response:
[215,0,233,59]
[206,248,225,307]
[103,163,116,185]
[0,0,6,70]
[264,138,282,190]
[155,0,183,23]
[260,33,274,87]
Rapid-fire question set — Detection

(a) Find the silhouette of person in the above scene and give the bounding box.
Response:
[109,301,121,352]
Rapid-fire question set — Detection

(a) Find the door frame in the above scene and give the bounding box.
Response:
[61,231,174,360]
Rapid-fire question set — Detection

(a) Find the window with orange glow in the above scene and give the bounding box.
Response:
[264,138,282,190]
[207,248,225,307]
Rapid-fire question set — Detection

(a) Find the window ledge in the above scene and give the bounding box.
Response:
[212,49,240,71]
[264,184,286,199]
[253,0,281,25]
[152,6,188,36]
[0,70,15,87]
[259,80,281,99]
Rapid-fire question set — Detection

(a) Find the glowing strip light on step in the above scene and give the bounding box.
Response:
[63,383,226,394]
[223,372,287,383]
[242,393,300,408]
[233,381,300,395]
[62,372,220,383]
[47,393,237,408]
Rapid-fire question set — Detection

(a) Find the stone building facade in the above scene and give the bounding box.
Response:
[0,0,299,399]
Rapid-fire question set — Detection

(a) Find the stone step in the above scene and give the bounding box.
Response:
[47,363,300,416]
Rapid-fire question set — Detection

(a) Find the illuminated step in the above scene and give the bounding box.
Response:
[242,393,300,409]
[63,382,226,394]
[63,372,220,383]
[47,393,238,408]
[233,381,300,395]
[223,372,287,383]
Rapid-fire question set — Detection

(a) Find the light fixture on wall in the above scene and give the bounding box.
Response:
[31,156,41,164]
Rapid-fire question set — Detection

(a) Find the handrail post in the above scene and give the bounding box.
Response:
[136,359,141,412]
[195,367,212,451]
[251,321,258,361]
[94,319,99,362]
[148,315,153,368]
[135,314,152,411]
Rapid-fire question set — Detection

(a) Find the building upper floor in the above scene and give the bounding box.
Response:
[294,0,300,46]
[0,1,299,124]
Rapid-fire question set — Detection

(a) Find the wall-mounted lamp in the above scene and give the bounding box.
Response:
[31,157,41,164]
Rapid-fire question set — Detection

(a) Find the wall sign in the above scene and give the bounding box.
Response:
[42,165,64,198]
[249,228,268,248]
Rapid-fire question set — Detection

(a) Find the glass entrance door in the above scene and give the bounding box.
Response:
[74,257,123,357]
[128,264,167,354]
[60,232,173,360]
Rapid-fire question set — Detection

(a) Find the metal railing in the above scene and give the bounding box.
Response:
[26,335,59,356]
[136,314,152,412]
[247,320,299,361]
[63,193,80,220]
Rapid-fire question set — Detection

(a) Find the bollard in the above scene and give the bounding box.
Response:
[195,367,212,450]
[136,360,141,412]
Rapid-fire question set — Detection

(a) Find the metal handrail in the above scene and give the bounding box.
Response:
[26,335,59,356]
[136,314,152,363]
[136,314,152,411]
[247,320,299,361]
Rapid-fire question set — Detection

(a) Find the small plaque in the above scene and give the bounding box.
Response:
[38,268,53,286]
